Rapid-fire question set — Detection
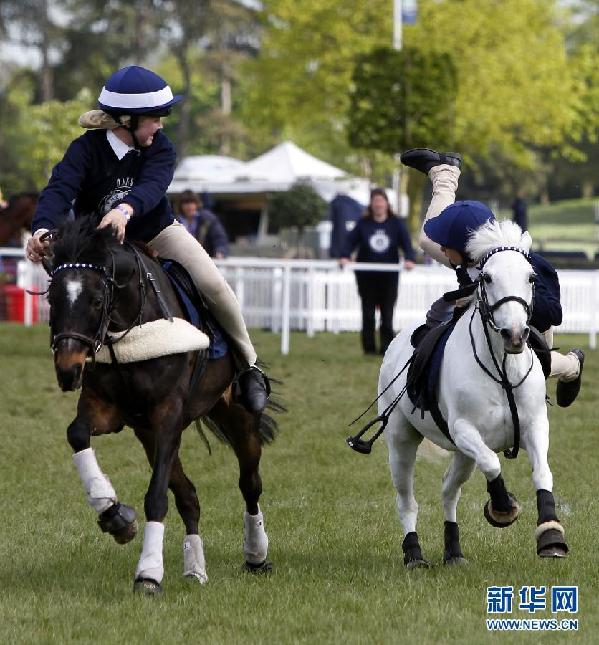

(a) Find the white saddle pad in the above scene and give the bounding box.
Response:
[89,318,209,364]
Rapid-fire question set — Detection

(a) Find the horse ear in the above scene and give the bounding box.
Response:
[520,231,532,253]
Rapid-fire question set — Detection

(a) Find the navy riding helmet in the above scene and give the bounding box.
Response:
[424,200,495,254]
[98,65,183,117]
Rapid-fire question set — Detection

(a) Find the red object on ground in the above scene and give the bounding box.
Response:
[1,285,38,322]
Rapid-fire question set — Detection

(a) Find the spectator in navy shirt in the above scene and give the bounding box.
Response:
[177,189,229,259]
[340,188,415,355]
[25,65,269,414]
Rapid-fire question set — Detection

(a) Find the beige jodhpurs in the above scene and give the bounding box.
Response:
[148,221,257,368]
[419,166,580,382]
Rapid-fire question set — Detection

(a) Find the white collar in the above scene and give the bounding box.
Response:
[106,129,135,160]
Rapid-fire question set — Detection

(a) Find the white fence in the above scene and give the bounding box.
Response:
[3,248,598,354]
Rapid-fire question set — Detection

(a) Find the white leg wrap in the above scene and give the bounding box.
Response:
[135,521,165,584]
[72,448,117,514]
[243,507,269,565]
[183,534,208,584]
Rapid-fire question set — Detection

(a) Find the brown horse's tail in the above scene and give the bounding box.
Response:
[197,387,285,450]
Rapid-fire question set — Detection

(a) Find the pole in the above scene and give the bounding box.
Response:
[393,0,403,50]
[392,0,403,215]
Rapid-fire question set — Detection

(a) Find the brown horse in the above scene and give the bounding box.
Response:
[0,193,37,246]
[46,217,280,595]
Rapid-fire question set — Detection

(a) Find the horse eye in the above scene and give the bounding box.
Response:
[92,297,103,310]
[483,274,492,284]
[529,275,536,284]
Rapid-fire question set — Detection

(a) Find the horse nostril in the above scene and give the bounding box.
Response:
[522,327,530,342]
[500,329,511,342]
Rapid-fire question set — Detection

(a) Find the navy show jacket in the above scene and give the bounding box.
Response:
[32,129,176,242]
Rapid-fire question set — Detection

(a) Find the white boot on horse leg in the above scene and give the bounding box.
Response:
[134,521,165,595]
[183,534,208,584]
[73,448,137,544]
[451,419,521,527]
[243,507,271,573]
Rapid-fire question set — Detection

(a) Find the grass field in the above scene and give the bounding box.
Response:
[0,325,597,644]
[498,198,599,258]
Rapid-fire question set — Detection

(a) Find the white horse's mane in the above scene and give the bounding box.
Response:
[466,219,532,263]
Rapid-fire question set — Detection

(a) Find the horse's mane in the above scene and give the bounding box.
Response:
[52,216,118,267]
[466,219,532,263]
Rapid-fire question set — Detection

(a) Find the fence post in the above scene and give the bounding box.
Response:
[591,270,598,350]
[306,267,315,338]
[281,264,291,355]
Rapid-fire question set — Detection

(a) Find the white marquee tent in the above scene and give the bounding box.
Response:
[168,141,373,204]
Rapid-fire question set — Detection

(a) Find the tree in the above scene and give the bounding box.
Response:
[406,0,579,168]
[348,47,457,154]
[239,0,394,176]
[267,183,327,257]
[0,81,92,191]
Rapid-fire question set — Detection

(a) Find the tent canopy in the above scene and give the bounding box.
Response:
[240,141,347,182]
[168,141,351,196]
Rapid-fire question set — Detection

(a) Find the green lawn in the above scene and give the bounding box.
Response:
[498,198,599,258]
[0,325,596,644]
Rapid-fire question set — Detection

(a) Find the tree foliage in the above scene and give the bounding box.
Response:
[405,0,579,169]
[267,183,327,233]
[347,46,457,154]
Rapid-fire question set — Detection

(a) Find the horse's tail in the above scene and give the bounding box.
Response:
[196,385,285,449]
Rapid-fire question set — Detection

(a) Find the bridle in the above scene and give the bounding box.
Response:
[475,246,534,333]
[49,245,148,359]
[469,245,536,459]
[50,261,114,355]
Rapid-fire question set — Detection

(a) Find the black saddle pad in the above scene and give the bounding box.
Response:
[407,321,455,414]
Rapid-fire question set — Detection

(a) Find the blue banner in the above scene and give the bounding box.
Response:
[403,0,418,24]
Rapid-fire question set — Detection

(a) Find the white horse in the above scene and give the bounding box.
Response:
[379,220,567,566]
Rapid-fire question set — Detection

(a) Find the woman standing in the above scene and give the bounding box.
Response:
[340,188,415,355]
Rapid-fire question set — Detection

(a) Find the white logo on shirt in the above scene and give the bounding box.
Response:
[369,229,390,253]
[98,177,134,215]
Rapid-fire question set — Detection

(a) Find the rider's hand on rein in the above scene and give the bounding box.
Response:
[26,230,50,263]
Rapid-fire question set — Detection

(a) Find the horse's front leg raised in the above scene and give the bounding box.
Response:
[133,402,184,596]
[523,418,568,558]
[451,419,521,528]
[68,395,137,545]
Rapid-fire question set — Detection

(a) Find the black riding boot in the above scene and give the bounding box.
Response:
[237,366,271,414]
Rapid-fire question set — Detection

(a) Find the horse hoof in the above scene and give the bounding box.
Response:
[537,527,568,558]
[405,558,430,570]
[483,494,521,528]
[133,577,163,596]
[98,503,138,545]
[113,519,138,545]
[539,546,568,558]
[184,572,208,585]
[443,556,468,566]
[243,560,273,575]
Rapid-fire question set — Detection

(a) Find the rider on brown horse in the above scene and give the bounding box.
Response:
[25,65,269,413]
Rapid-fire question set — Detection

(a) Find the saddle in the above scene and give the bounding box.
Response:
[405,310,551,445]
[160,259,229,360]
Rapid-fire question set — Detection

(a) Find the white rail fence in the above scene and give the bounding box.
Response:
[3,249,598,354]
